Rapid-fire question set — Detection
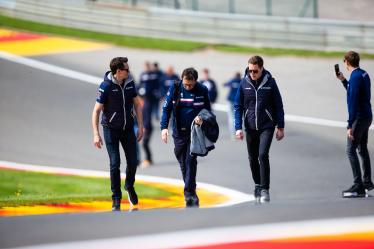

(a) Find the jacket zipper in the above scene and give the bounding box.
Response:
[246,74,269,130]
[246,80,258,130]
[117,84,126,130]
[109,112,117,123]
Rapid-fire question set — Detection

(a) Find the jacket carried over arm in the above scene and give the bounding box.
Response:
[190,109,219,157]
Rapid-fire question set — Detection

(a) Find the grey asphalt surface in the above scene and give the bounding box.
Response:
[0,47,374,248]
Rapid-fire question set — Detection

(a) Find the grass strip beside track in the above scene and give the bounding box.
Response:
[0,168,172,207]
[1,14,374,58]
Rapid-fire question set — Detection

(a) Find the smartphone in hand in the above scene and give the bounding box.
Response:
[334,64,340,76]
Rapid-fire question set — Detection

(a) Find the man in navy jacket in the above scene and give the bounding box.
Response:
[161,67,211,207]
[337,51,373,197]
[92,57,144,211]
[234,55,285,203]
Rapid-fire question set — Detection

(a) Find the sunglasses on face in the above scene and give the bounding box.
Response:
[248,69,259,74]
[121,68,129,72]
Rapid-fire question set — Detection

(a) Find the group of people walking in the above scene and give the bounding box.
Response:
[92,51,372,211]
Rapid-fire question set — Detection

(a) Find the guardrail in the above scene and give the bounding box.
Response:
[1,0,374,53]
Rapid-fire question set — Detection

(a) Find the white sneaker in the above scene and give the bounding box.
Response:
[260,189,270,203]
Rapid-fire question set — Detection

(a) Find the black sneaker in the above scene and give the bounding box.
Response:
[254,185,261,202]
[112,198,121,211]
[364,182,374,191]
[126,188,138,206]
[185,195,199,208]
[342,184,366,198]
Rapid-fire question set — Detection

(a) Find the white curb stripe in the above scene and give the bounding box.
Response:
[1,51,372,130]
[0,160,253,208]
[8,216,374,249]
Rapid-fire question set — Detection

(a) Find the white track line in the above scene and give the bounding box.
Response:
[0,160,253,207]
[8,215,374,249]
[1,51,372,130]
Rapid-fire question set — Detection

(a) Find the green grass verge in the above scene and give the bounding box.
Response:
[1,13,374,58]
[0,169,173,207]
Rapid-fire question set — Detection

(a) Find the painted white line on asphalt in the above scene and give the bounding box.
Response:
[0,51,102,84]
[1,51,373,130]
[0,160,253,207]
[214,103,374,130]
[8,215,374,249]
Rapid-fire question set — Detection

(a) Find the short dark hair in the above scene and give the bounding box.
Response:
[181,67,198,81]
[248,55,264,68]
[110,57,128,74]
[344,51,360,68]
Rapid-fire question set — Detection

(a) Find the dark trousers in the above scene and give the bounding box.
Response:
[173,132,197,197]
[143,98,154,162]
[347,118,372,185]
[103,127,138,200]
[143,127,153,162]
[245,128,275,190]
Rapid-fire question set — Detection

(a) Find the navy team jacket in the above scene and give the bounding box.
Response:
[160,81,211,134]
[341,68,372,128]
[96,71,137,130]
[234,70,285,131]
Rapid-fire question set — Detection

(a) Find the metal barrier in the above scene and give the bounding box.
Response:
[1,0,374,53]
[99,0,318,18]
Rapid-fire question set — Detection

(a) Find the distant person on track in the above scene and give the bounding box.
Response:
[92,57,144,211]
[234,55,285,203]
[152,62,164,120]
[336,51,373,198]
[161,65,180,98]
[160,67,211,207]
[138,61,161,168]
[224,72,241,137]
[200,68,218,104]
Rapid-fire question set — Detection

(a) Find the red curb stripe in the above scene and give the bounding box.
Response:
[0,33,45,42]
[181,241,374,249]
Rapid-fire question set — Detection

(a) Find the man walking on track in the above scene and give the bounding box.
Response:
[336,51,373,198]
[234,55,285,203]
[92,57,144,211]
[160,67,211,207]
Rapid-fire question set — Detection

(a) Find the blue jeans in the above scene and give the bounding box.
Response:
[245,128,275,190]
[347,118,372,185]
[103,127,138,200]
[173,132,197,198]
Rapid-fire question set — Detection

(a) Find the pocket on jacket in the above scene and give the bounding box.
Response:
[109,112,117,123]
[265,109,273,121]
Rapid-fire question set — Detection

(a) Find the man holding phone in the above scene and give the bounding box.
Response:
[336,51,373,198]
